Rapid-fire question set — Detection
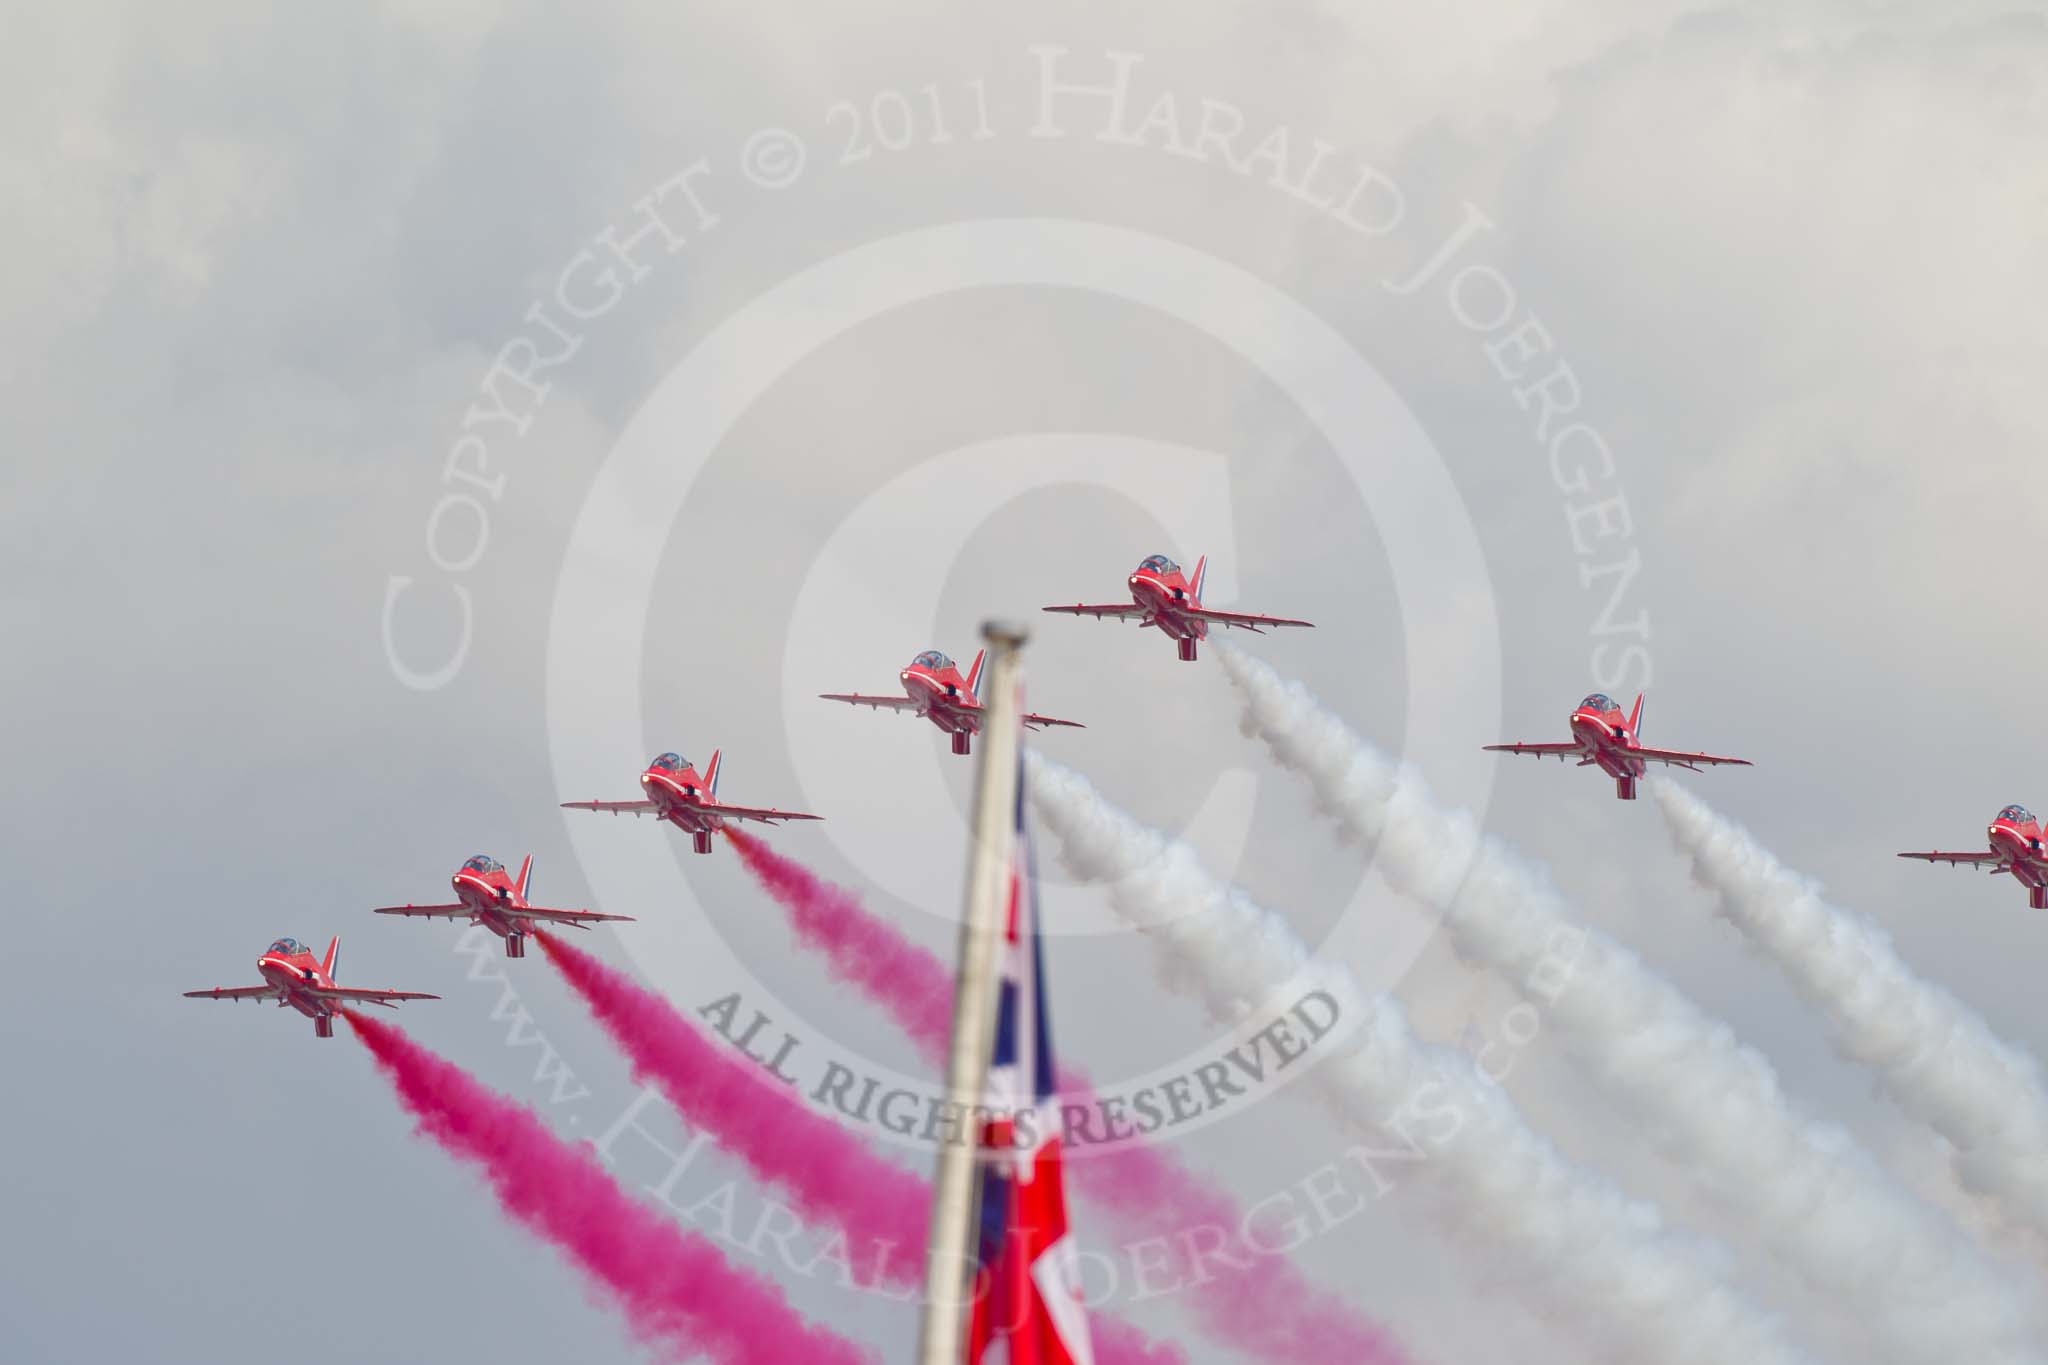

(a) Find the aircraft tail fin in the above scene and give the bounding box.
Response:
[966,649,986,700]
[1629,692,1645,738]
[1190,554,1209,600]
[321,935,341,980]
[515,855,534,902]
[705,749,722,798]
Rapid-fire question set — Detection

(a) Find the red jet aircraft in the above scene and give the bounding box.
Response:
[820,647,1084,755]
[183,936,438,1037]
[1042,553,1313,662]
[372,854,634,958]
[1899,804,2048,909]
[1483,692,1751,800]
[562,750,822,854]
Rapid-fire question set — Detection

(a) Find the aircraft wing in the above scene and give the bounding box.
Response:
[1022,712,1085,731]
[709,803,825,826]
[371,903,468,919]
[513,905,636,928]
[1186,606,1315,632]
[1897,849,2006,869]
[1042,603,1149,622]
[307,986,441,1009]
[561,799,661,816]
[1482,741,1585,760]
[819,692,921,713]
[1630,745,1752,771]
[183,985,279,1002]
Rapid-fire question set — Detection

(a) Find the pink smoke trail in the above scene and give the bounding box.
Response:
[727,828,953,1053]
[726,831,1414,1365]
[534,928,927,1278]
[342,1009,876,1365]
[535,927,1190,1365]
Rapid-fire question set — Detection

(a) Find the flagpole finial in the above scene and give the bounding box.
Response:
[981,618,1029,648]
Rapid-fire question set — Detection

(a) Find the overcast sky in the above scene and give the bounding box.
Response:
[6,3,2047,1362]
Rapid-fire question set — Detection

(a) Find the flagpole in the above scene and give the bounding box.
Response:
[916,619,1028,1365]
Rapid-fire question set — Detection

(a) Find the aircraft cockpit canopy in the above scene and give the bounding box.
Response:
[267,937,307,958]
[1580,694,1618,714]
[1137,554,1180,576]
[1999,805,2035,825]
[462,855,503,875]
[911,650,953,672]
[651,753,685,773]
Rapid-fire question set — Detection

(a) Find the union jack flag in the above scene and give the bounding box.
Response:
[966,766,1095,1365]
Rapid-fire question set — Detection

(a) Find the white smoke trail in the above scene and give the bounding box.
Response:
[1216,646,2046,1364]
[1027,752,1816,1365]
[1654,777,2048,1242]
